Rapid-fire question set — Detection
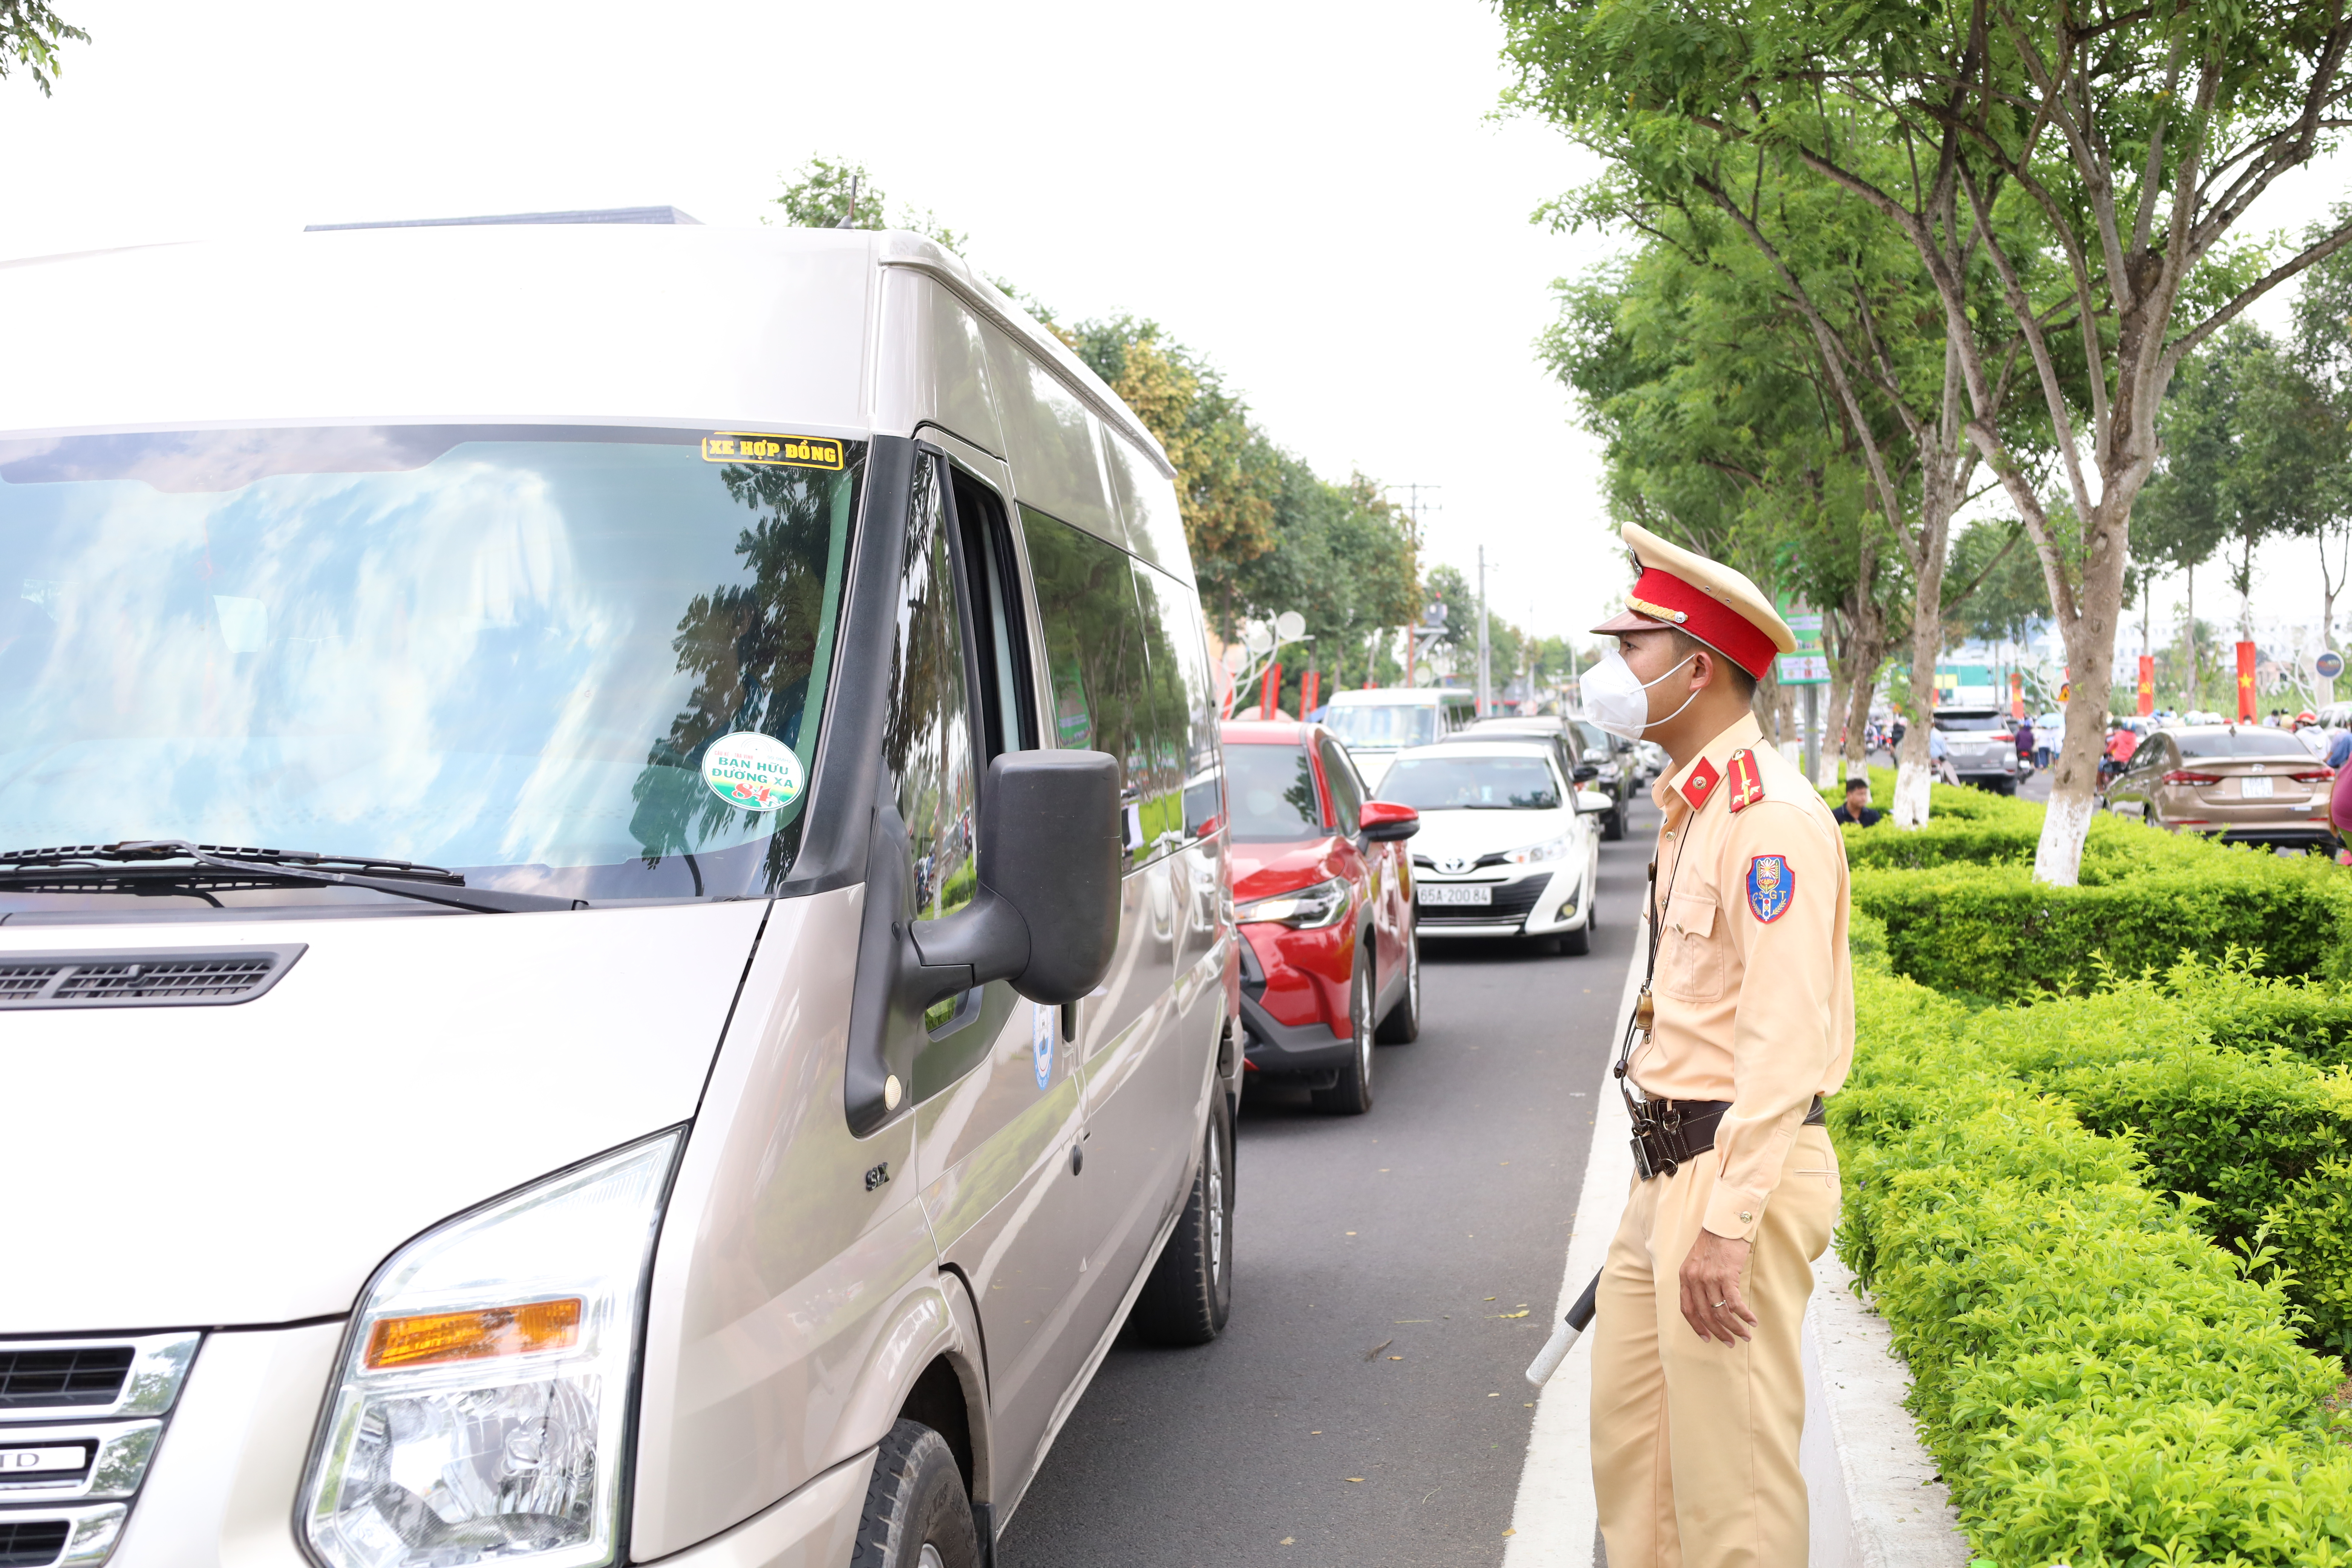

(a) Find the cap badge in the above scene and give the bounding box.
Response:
[1726,749,1766,813]
[1679,756,1721,812]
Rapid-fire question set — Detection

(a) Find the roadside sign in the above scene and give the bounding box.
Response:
[1775,606,1828,686]
[2318,650,2344,680]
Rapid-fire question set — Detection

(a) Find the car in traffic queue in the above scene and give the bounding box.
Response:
[1222,720,1422,1115]
[0,219,1244,1568]
[1933,705,2024,792]
[1566,717,1638,841]
[1321,686,1479,791]
[2104,723,2337,849]
[1375,739,1604,954]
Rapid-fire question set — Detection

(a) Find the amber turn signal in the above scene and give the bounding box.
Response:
[364,1297,583,1370]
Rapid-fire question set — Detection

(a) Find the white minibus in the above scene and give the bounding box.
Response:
[1322,687,1479,789]
[0,218,1240,1568]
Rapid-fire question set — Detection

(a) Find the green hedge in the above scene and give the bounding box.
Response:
[1819,767,2352,998]
[1854,858,2352,1000]
[1834,944,2352,1565]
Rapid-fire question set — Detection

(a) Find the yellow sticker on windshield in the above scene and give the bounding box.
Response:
[701,433,844,469]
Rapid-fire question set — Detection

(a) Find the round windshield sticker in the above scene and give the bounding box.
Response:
[701,731,804,814]
[1033,1003,1055,1090]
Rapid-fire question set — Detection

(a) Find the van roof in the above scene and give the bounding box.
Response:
[0,225,1173,481]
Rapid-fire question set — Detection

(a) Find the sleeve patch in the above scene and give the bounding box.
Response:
[1745,854,1794,922]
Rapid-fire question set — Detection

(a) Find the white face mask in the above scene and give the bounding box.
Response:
[1584,649,1698,740]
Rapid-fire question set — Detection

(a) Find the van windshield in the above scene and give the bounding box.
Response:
[0,426,862,909]
[1324,703,1437,750]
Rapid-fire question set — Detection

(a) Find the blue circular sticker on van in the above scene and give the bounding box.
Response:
[1032,1003,1054,1090]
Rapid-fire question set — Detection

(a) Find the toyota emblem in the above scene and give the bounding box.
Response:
[1438,856,1473,876]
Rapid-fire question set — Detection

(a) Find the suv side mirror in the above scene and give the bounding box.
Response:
[910,749,1122,1004]
[1572,763,1600,783]
[1358,800,1419,842]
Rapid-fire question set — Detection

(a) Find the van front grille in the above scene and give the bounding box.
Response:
[0,1347,131,1412]
[0,1521,69,1567]
[0,946,303,1010]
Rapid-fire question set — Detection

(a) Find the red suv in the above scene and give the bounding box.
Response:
[1222,720,1421,1115]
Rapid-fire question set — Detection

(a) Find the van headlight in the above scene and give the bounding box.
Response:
[300,1132,681,1568]
[1234,876,1351,928]
[1504,832,1576,865]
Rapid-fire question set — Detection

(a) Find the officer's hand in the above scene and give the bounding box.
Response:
[1679,1229,1756,1344]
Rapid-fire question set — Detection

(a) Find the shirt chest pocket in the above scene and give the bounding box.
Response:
[1657,892,1724,1002]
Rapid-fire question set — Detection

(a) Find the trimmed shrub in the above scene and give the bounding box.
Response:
[1836,966,2352,1566]
[1851,854,2352,1000]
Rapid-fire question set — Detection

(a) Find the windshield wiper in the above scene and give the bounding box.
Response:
[0,840,582,914]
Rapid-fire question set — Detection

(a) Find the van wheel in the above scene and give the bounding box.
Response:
[1312,956,1377,1115]
[1602,803,1626,842]
[1131,1109,1235,1344]
[1376,925,1421,1043]
[851,1420,979,1568]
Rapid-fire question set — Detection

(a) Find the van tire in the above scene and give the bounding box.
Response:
[1131,1110,1235,1345]
[1603,802,1627,841]
[851,1420,980,1568]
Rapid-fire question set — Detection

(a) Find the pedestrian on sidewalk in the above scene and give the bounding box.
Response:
[1582,522,1854,1568]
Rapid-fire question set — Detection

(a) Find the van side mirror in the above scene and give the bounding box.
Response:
[1358,799,1419,843]
[909,749,1122,1004]
[1572,763,1600,783]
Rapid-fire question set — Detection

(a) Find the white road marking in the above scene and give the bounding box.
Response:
[1502,935,1640,1566]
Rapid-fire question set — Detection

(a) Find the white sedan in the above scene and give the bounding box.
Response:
[1372,739,1605,954]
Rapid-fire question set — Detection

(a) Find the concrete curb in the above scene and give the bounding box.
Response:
[1801,1251,1975,1566]
[1502,943,1976,1566]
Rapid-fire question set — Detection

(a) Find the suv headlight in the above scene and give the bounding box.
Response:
[1504,832,1576,865]
[301,1132,681,1568]
[1235,876,1351,928]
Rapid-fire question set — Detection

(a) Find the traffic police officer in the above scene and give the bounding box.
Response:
[1583,523,1854,1567]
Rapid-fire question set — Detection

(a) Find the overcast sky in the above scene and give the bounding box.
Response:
[1,1,2340,657]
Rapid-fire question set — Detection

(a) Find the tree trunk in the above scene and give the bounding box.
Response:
[1893,466,1960,828]
[2186,564,2196,710]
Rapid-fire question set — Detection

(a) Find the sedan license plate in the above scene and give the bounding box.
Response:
[1418,884,1492,907]
[2241,776,2275,798]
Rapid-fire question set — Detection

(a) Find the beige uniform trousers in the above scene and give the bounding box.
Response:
[1591,1125,1840,1568]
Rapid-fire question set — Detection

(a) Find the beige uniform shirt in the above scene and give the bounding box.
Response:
[1630,713,1854,1242]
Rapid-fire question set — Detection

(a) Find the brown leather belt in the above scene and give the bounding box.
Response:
[1630,1094,1827,1182]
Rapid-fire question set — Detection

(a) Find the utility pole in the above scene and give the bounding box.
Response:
[1477,545,1493,717]
[1385,485,1441,689]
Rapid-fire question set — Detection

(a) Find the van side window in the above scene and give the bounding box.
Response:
[1149,573,1224,839]
[952,472,1032,756]
[1020,504,1155,863]
[887,463,978,928]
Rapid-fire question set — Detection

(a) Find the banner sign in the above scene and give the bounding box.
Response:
[2137,655,2154,717]
[2237,641,2258,721]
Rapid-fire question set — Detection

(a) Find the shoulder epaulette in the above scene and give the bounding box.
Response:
[1726,748,1766,813]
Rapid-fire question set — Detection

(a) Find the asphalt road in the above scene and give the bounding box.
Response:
[1000,792,1658,1568]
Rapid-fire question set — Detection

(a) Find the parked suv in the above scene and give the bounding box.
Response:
[1932,706,2023,793]
[0,222,1241,1568]
[1224,720,1421,1114]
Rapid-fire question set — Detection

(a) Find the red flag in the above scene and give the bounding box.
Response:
[1260,660,1283,720]
[2136,655,2154,717]
[1300,669,1322,716]
[2010,671,2025,720]
[2237,641,2257,721]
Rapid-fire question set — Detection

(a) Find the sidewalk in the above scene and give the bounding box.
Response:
[1501,946,1973,1566]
